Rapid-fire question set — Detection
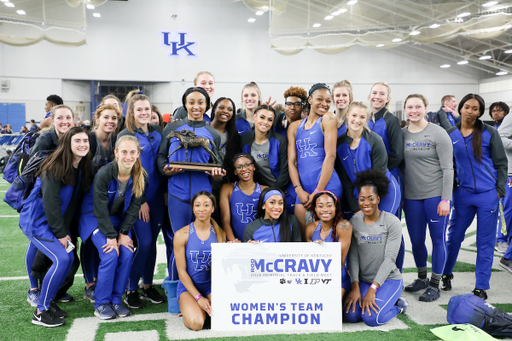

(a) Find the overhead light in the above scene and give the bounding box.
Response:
[430,23,440,28]
[497,71,508,76]
[256,11,263,15]
[483,1,499,7]
[261,5,268,9]
[0,0,9,3]
[457,60,469,65]
[457,12,471,18]
[248,18,256,22]
[332,9,347,15]
[313,23,321,28]
[93,12,101,17]
[324,15,334,20]
[392,38,402,42]
[440,64,451,68]
[410,30,420,36]
[86,4,95,9]
[376,44,384,47]
[5,2,14,7]
[347,0,358,5]
[16,10,25,15]
[479,55,492,60]
[505,49,512,53]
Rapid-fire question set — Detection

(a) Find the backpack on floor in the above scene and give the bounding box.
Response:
[447,293,512,337]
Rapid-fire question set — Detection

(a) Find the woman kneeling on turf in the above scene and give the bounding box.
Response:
[174,191,227,331]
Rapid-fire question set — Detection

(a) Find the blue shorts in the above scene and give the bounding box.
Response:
[177,279,211,300]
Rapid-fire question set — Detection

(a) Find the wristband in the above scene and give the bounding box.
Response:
[370,283,378,291]
[194,294,203,301]
[294,184,302,189]
[441,199,449,203]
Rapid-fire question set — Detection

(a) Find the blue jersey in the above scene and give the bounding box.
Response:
[185,222,216,284]
[311,221,338,242]
[229,182,262,240]
[295,117,327,174]
[338,123,347,138]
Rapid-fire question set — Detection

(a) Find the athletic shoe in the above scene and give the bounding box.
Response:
[141,286,166,304]
[94,303,117,320]
[32,308,66,327]
[84,285,95,303]
[419,286,440,302]
[56,292,74,303]
[499,257,512,274]
[27,289,40,307]
[124,290,143,309]
[495,242,509,253]
[111,303,131,317]
[395,297,408,314]
[49,300,68,319]
[472,289,488,300]
[441,274,453,291]
[404,278,429,293]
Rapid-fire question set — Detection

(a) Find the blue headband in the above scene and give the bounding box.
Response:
[264,190,283,203]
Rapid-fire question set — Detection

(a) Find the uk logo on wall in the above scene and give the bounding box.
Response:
[160,31,197,57]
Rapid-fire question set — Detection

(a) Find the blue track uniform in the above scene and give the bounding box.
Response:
[176,223,216,299]
[337,123,347,138]
[295,117,343,201]
[157,118,221,280]
[437,107,458,131]
[443,124,507,290]
[118,124,165,291]
[229,182,262,240]
[235,110,252,135]
[19,170,84,312]
[241,130,295,213]
[497,115,512,247]
[243,216,301,242]
[78,162,147,308]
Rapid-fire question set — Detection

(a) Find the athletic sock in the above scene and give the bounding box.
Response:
[430,273,441,289]
[418,267,428,280]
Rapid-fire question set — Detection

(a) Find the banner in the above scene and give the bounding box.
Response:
[211,242,342,331]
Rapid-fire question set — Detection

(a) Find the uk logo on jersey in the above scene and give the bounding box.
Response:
[236,203,256,223]
[189,250,212,271]
[296,138,317,158]
[160,31,197,57]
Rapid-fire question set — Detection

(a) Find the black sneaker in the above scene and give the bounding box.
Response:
[56,292,74,303]
[499,257,512,274]
[49,301,68,319]
[473,289,488,300]
[419,286,440,302]
[404,278,429,292]
[32,309,66,328]
[441,274,453,291]
[124,290,143,309]
[141,286,166,304]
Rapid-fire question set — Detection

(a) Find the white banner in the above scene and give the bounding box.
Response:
[211,242,342,331]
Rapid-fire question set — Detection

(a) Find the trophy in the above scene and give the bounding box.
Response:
[166,128,223,172]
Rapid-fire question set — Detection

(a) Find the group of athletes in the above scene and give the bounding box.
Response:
[17,70,512,330]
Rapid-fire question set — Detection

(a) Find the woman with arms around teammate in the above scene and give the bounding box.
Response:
[19,127,92,327]
[344,170,407,327]
[174,191,226,330]
[442,94,507,300]
[401,94,453,302]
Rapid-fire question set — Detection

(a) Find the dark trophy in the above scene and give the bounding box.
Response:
[166,128,222,172]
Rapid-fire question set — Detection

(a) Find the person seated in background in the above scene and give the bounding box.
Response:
[1,124,13,134]
[20,126,29,134]
[0,149,12,173]
[30,119,39,132]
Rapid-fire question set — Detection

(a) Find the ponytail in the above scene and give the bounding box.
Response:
[210,218,226,243]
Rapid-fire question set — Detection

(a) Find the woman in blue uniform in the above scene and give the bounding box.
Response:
[235,82,262,135]
[220,153,267,241]
[288,83,342,238]
[332,80,353,138]
[19,127,92,327]
[442,94,507,300]
[79,135,147,319]
[118,93,166,308]
[243,188,301,242]
[305,191,352,299]
[174,191,226,331]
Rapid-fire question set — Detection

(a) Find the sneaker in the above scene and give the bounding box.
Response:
[495,242,509,253]
[49,300,68,319]
[141,286,166,304]
[441,274,453,291]
[27,289,40,307]
[111,303,131,317]
[56,292,74,303]
[84,285,95,303]
[32,309,66,327]
[404,278,429,293]
[499,257,512,274]
[94,303,117,320]
[395,297,408,314]
[124,290,143,309]
[419,286,440,302]
[473,289,488,300]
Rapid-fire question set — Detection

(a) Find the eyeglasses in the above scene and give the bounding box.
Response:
[235,162,253,171]
[492,109,504,113]
[285,101,302,107]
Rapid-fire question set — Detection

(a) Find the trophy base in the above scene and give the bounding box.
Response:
[168,162,222,172]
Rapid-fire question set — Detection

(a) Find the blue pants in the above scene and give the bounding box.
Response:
[344,279,403,326]
[404,197,449,274]
[128,197,165,290]
[443,188,499,290]
[81,238,100,285]
[497,177,512,243]
[26,241,38,288]
[168,194,194,281]
[26,234,74,312]
[91,228,133,308]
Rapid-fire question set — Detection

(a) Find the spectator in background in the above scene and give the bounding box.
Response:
[82,120,92,132]
[437,95,459,130]
[490,101,509,129]
[40,95,64,129]
[30,119,39,132]
[0,149,12,173]
[20,126,29,134]
[1,124,13,134]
